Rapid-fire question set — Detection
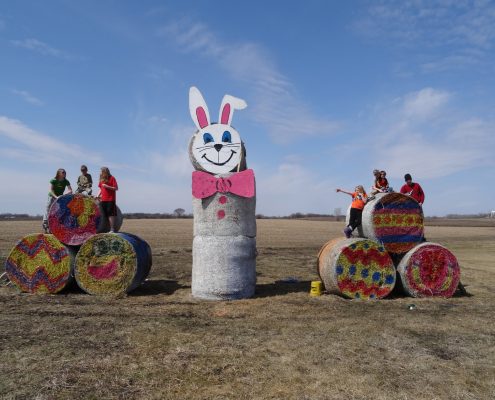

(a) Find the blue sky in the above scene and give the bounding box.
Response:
[1,0,494,216]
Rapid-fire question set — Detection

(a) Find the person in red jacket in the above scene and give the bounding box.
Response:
[96,166,118,232]
[400,173,425,205]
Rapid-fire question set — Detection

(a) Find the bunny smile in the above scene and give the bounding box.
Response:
[202,150,237,166]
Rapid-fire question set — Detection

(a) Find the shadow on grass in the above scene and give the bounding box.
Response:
[254,280,311,298]
[131,279,188,296]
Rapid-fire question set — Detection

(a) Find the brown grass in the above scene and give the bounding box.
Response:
[0,219,494,400]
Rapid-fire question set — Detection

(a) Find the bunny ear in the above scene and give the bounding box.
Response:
[189,86,210,130]
[219,94,247,126]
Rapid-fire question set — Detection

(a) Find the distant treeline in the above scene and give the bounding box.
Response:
[0,212,492,221]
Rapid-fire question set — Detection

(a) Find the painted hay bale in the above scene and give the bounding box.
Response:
[97,203,124,233]
[317,237,396,300]
[397,242,460,298]
[75,233,152,296]
[48,194,100,245]
[5,234,74,293]
[362,192,424,254]
[193,192,256,237]
[192,235,256,300]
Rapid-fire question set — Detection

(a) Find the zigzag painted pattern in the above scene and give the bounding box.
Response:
[5,260,69,292]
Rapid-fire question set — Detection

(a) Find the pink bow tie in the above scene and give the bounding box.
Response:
[192,169,255,199]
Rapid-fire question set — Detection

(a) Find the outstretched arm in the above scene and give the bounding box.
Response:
[336,188,353,196]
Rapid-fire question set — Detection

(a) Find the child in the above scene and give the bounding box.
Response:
[336,185,367,238]
[96,166,118,232]
[42,168,72,233]
[370,170,392,198]
[76,165,93,195]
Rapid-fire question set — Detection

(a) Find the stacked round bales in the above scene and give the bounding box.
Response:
[5,234,74,294]
[48,193,123,246]
[75,233,152,296]
[317,238,396,299]
[396,242,460,298]
[361,193,424,255]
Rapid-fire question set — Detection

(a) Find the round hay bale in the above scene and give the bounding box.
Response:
[48,194,102,246]
[192,235,256,300]
[75,233,152,296]
[97,204,124,233]
[193,192,256,237]
[317,237,396,300]
[362,193,424,254]
[5,234,74,294]
[397,242,460,298]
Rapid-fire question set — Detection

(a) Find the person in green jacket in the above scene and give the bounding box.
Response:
[42,168,72,233]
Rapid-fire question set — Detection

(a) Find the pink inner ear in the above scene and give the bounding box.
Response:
[221,104,231,124]
[196,107,209,128]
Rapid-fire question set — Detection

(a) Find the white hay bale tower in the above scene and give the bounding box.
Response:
[396,242,460,298]
[188,86,256,300]
[317,237,396,300]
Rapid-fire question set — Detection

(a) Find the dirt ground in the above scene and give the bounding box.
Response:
[0,219,494,400]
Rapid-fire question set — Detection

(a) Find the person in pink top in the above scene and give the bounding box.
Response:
[400,173,425,205]
[96,166,118,232]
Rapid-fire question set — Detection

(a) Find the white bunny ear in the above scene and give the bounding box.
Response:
[189,86,210,130]
[219,94,247,126]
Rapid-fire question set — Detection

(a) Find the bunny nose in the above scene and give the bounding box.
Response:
[214,144,223,152]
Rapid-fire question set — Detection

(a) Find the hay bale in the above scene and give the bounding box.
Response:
[192,235,256,300]
[75,233,152,296]
[4,234,74,294]
[193,192,256,237]
[188,136,247,173]
[48,194,102,246]
[97,204,124,233]
[317,237,396,300]
[396,242,460,298]
[361,193,424,254]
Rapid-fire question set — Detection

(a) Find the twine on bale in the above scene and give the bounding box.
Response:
[317,237,396,300]
[75,233,151,296]
[361,192,424,254]
[4,234,73,294]
[48,194,102,246]
[396,242,460,298]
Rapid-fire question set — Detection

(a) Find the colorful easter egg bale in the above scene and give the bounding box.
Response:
[5,234,73,294]
[317,238,396,300]
[397,242,460,298]
[75,233,151,296]
[48,194,102,246]
[362,193,424,254]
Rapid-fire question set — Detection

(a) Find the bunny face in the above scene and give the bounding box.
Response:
[190,124,242,174]
[189,87,247,175]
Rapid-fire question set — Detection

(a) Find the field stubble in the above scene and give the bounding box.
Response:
[0,219,494,400]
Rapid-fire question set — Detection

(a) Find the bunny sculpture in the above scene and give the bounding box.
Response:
[188,86,256,300]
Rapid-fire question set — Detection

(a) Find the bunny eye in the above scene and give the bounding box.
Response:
[203,133,214,144]
[222,131,232,143]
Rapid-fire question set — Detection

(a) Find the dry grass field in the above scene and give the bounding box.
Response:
[0,219,494,400]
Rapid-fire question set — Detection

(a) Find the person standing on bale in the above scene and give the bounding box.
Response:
[76,165,93,195]
[42,168,72,233]
[336,185,367,238]
[400,173,424,205]
[96,167,118,233]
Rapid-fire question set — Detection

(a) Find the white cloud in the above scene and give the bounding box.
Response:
[0,116,102,165]
[160,20,340,144]
[11,89,44,106]
[402,87,450,119]
[10,38,73,59]
[367,89,495,180]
